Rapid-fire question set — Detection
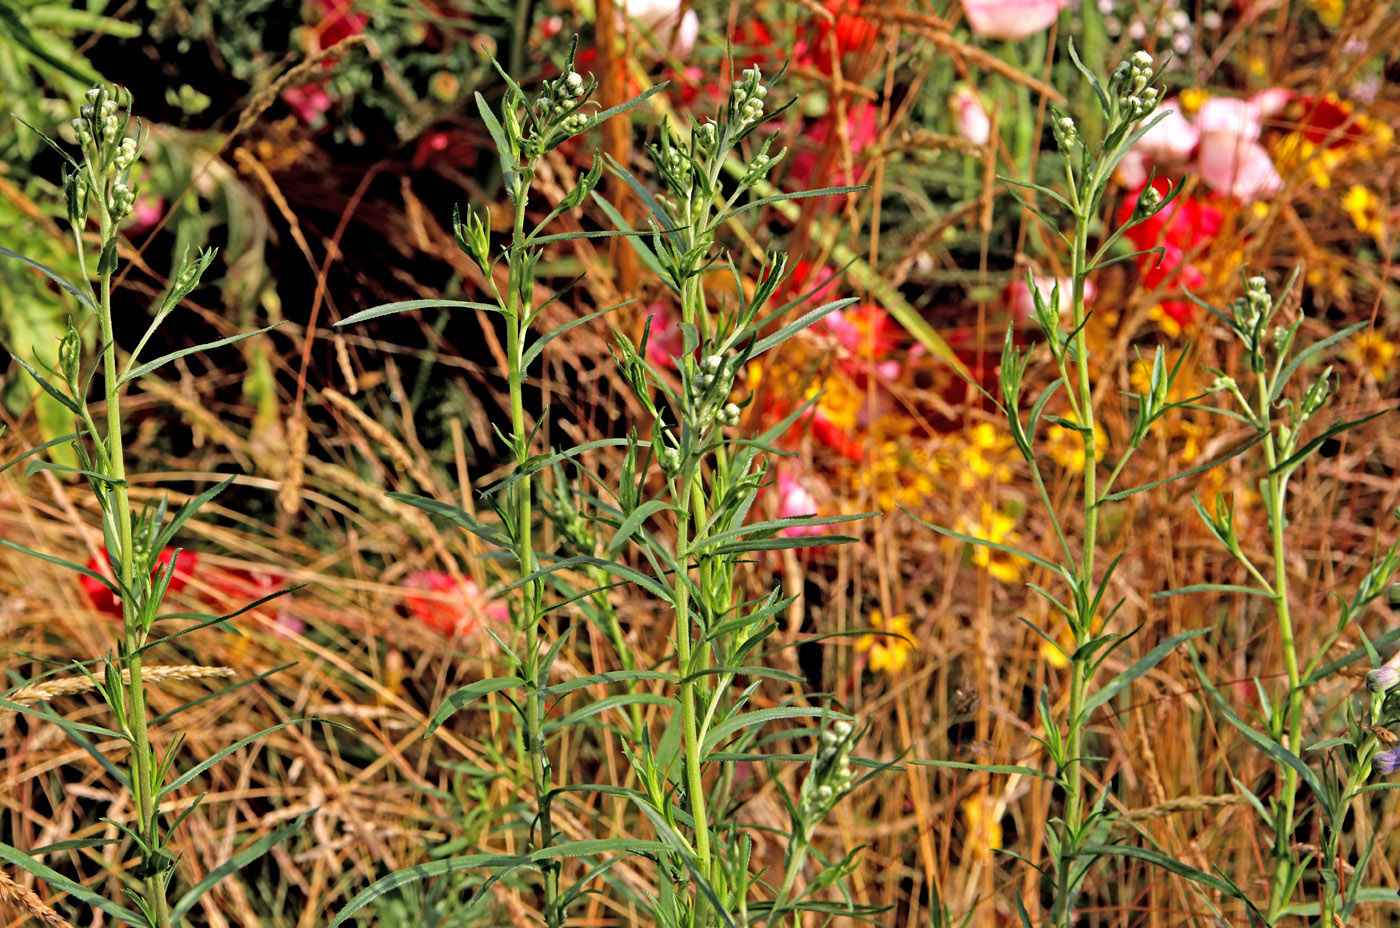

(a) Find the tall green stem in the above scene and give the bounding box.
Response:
[505,168,561,928]
[92,188,171,928]
[1259,372,1302,925]
[1052,197,1097,928]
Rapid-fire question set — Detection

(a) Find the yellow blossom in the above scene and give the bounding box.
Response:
[959,422,1014,489]
[1046,411,1106,473]
[1309,0,1344,27]
[960,503,1023,583]
[1343,186,1385,242]
[856,610,914,674]
[1178,87,1208,116]
[1040,623,1074,669]
[1347,330,1397,382]
[961,793,1003,860]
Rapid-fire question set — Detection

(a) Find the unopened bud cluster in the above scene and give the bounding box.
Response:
[686,351,743,429]
[70,85,146,223]
[1231,275,1272,335]
[1108,50,1160,122]
[1132,184,1163,221]
[730,67,768,127]
[798,719,856,827]
[530,68,594,153]
[1051,110,1079,155]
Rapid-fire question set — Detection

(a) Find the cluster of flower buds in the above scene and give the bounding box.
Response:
[1050,109,1079,155]
[72,87,123,148]
[58,320,82,391]
[656,442,683,478]
[109,181,136,221]
[799,719,857,825]
[693,121,718,156]
[730,67,768,128]
[685,351,744,429]
[1109,50,1160,121]
[1132,183,1163,222]
[1231,275,1272,335]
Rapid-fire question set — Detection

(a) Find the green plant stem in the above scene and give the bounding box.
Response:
[505,169,562,928]
[93,194,170,928]
[1051,181,1098,928]
[673,469,713,881]
[1259,375,1302,926]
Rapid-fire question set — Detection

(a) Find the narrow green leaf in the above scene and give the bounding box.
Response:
[533,669,677,698]
[717,185,868,223]
[910,759,1057,781]
[328,853,533,927]
[1272,410,1388,476]
[748,297,859,357]
[336,300,503,327]
[1100,432,1265,502]
[158,718,337,799]
[702,707,850,753]
[1082,629,1208,714]
[121,325,282,384]
[1151,584,1273,599]
[0,245,96,312]
[10,356,80,413]
[0,538,118,594]
[522,303,628,370]
[0,433,80,476]
[169,809,316,922]
[1271,321,1370,403]
[426,677,525,735]
[1082,844,1242,898]
[904,510,1060,575]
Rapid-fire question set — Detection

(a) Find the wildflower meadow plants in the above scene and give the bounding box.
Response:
[914,47,1270,925]
[1181,271,1400,925]
[332,43,884,928]
[0,87,311,926]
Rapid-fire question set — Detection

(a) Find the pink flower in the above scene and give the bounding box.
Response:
[1124,90,1288,203]
[1134,101,1200,162]
[777,471,830,537]
[623,0,698,56]
[125,194,165,237]
[282,83,333,125]
[961,0,1066,40]
[951,87,990,145]
[402,570,508,637]
[1197,132,1284,201]
[1007,275,1095,322]
[643,303,685,369]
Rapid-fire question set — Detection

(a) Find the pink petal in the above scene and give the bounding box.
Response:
[961,0,1065,40]
[1198,132,1284,201]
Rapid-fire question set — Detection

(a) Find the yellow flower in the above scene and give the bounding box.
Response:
[960,503,1023,583]
[1040,623,1074,669]
[856,610,914,674]
[807,373,861,431]
[1178,87,1208,116]
[961,793,1003,860]
[959,422,1014,489]
[1343,186,1385,242]
[1309,0,1344,27]
[1046,411,1106,473]
[1347,330,1397,382]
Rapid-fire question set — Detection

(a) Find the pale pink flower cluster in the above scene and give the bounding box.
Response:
[1120,92,1290,202]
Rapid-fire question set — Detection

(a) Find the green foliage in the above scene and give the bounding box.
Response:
[335,38,882,928]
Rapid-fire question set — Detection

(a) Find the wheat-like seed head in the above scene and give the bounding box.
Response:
[0,869,76,928]
[3,665,236,708]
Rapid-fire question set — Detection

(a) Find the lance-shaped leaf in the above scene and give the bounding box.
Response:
[169,808,318,922]
[426,677,525,735]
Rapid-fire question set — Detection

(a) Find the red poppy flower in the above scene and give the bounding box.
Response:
[82,548,199,618]
[402,570,508,637]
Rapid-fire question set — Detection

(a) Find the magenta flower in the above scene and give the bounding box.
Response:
[951,86,990,145]
[778,471,830,538]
